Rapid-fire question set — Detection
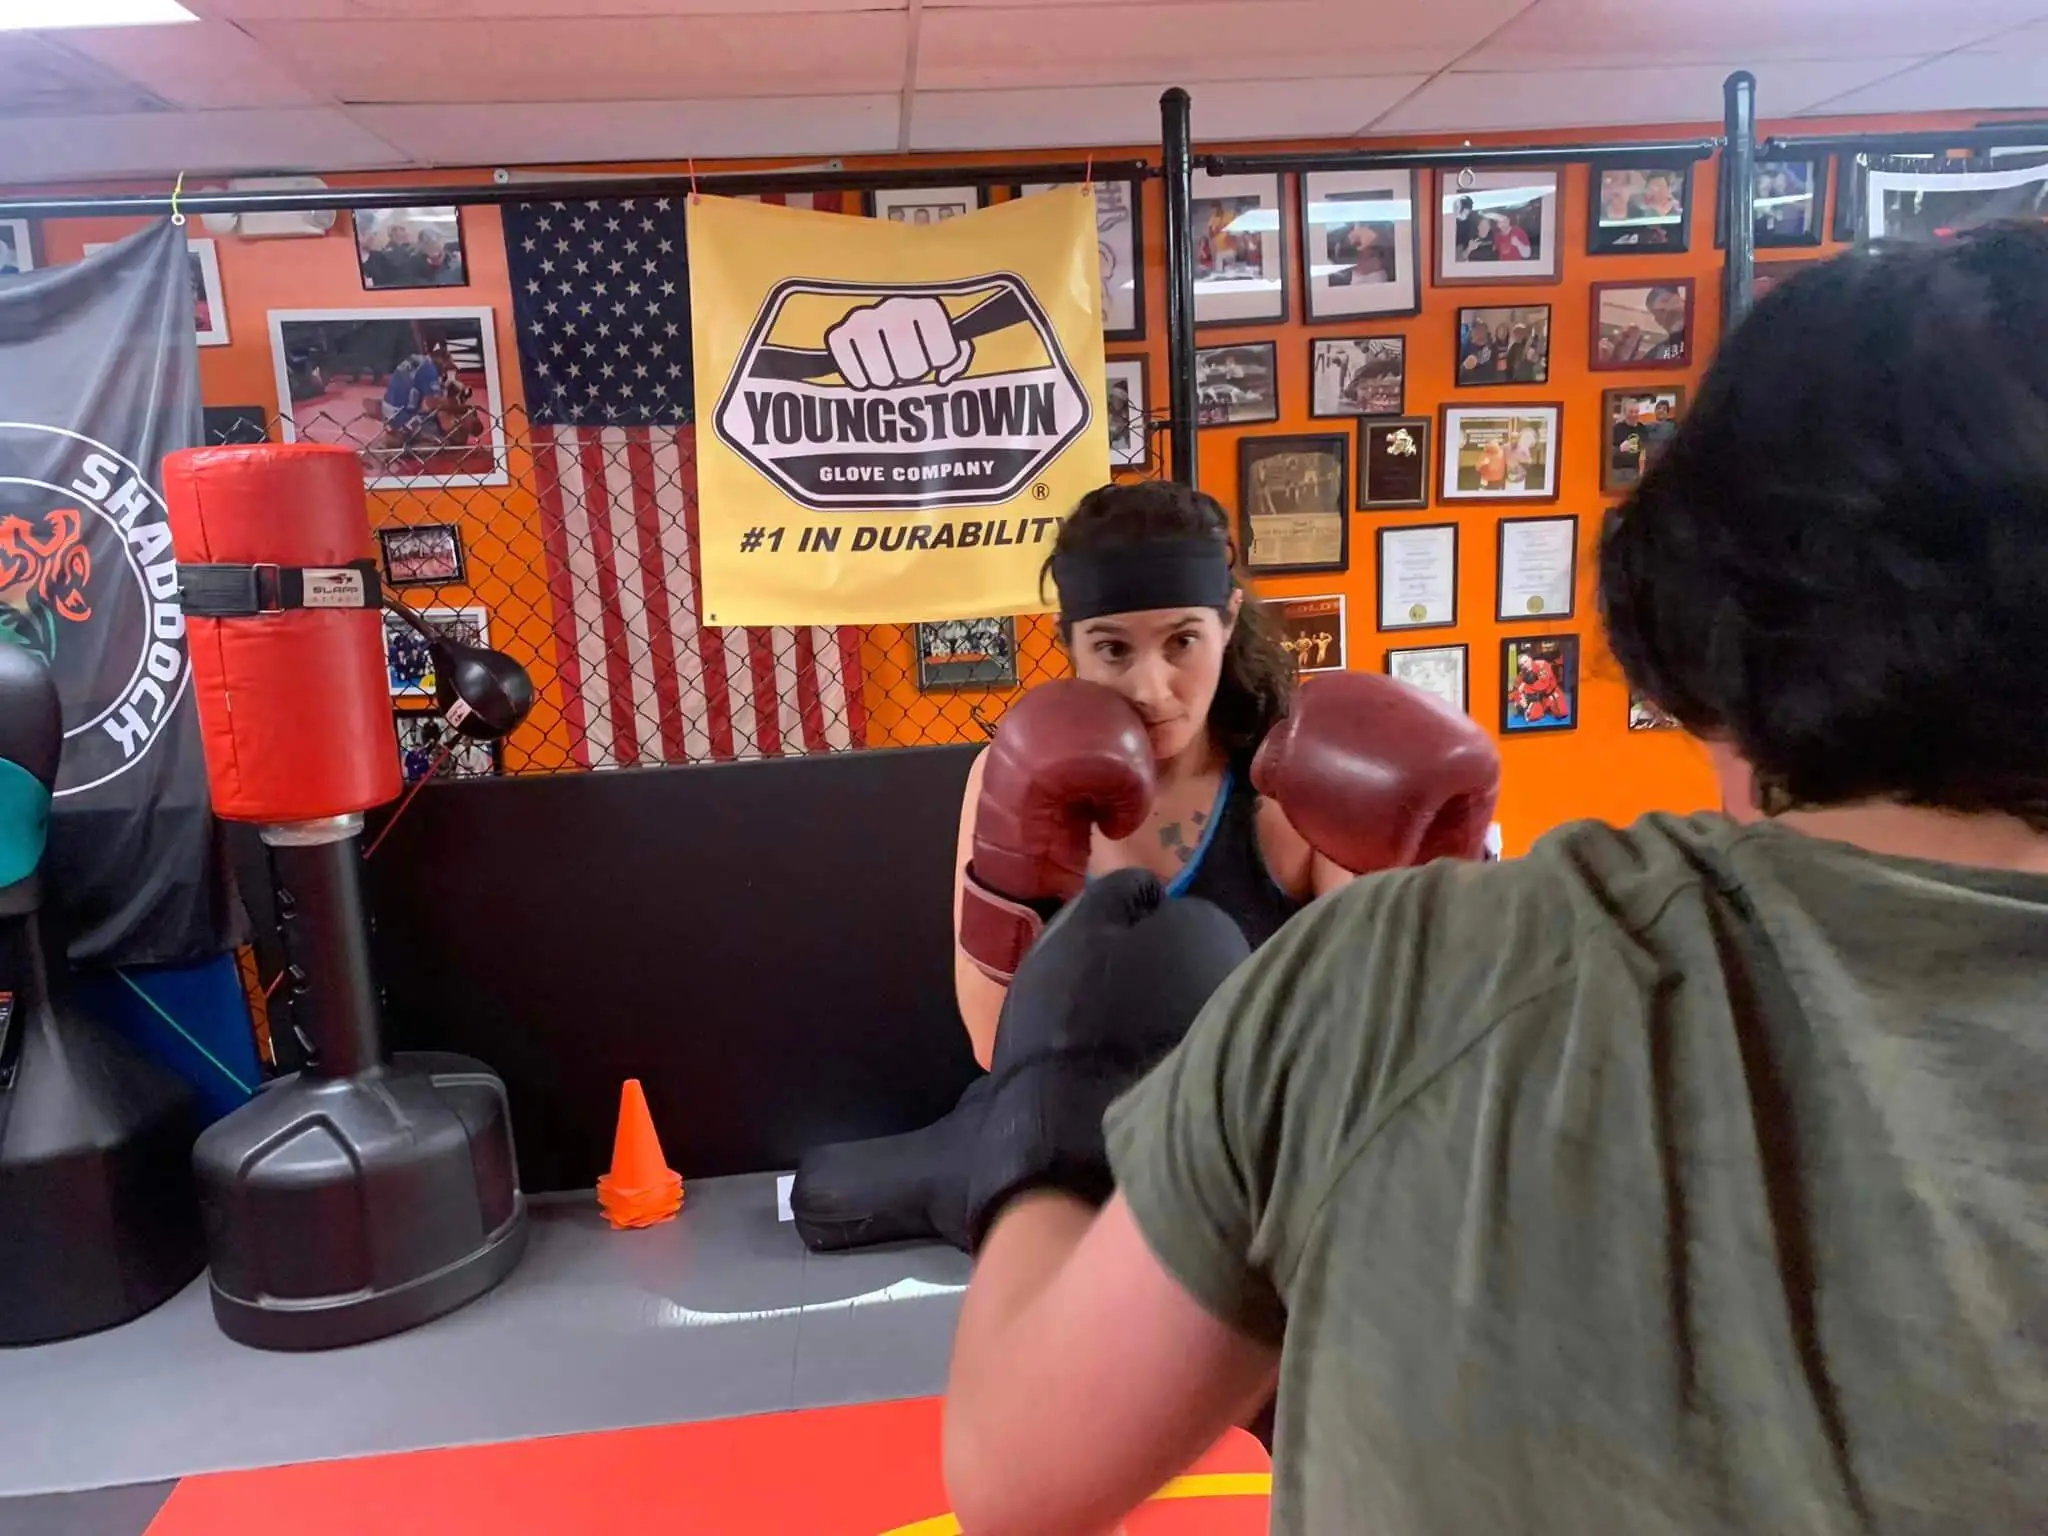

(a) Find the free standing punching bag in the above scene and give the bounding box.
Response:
[0,645,207,1344]
[165,444,528,1350]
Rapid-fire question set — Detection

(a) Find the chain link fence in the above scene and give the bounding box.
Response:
[208,397,1168,782]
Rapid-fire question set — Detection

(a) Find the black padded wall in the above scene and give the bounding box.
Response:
[358,745,982,1192]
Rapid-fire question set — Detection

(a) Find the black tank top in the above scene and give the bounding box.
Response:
[1167,758,1304,952]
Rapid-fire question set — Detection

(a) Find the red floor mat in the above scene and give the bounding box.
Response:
[144,1396,1271,1535]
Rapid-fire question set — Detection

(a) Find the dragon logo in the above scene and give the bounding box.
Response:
[0,506,93,662]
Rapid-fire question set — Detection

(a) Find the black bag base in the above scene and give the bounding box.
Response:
[790,1074,993,1255]
[0,973,207,1346]
[193,1050,527,1352]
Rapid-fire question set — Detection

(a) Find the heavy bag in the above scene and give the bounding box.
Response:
[162,445,400,824]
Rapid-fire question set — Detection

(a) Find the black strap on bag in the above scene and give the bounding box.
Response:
[178,559,383,618]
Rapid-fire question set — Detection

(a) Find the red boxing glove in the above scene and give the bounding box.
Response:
[1252,671,1501,874]
[959,680,1156,984]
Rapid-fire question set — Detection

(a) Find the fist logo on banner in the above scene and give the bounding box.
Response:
[691,186,1111,627]
[716,277,1090,514]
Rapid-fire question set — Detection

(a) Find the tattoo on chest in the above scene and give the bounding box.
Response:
[1156,806,1208,866]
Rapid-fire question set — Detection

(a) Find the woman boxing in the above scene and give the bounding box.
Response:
[953,479,1350,1070]
[792,480,1499,1255]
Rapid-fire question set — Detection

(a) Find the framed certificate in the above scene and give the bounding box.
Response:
[1376,522,1457,632]
[1238,435,1349,575]
[1495,515,1578,622]
[1384,643,1469,715]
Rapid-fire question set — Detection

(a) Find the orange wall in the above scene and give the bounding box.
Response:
[22,107,2002,843]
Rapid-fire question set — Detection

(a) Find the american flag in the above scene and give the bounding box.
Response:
[503,193,867,768]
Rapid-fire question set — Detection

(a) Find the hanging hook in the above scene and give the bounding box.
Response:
[688,158,700,205]
[169,170,186,228]
[1083,153,1094,192]
[1457,165,1477,192]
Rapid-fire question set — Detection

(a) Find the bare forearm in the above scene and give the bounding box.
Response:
[945,1194,1279,1536]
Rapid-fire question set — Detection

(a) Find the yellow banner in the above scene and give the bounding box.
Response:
[689,187,1109,627]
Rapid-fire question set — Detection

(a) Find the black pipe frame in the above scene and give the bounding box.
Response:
[0,159,1157,221]
[1199,136,1720,176]
[1721,71,1759,336]
[1160,89,1200,488]
[1761,124,2048,158]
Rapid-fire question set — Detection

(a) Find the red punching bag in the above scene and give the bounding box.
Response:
[161,444,400,824]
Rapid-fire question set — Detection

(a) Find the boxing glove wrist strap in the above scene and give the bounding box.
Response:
[958,864,1057,985]
[178,559,383,618]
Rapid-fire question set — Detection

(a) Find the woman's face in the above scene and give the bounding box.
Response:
[1070,597,1239,763]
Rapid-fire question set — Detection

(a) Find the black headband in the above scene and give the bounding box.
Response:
[1051,539,1235,624]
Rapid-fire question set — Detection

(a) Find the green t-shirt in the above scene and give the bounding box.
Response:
[1107,812,2048,1533]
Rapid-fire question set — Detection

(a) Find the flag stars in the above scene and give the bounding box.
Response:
[571,217,586,233]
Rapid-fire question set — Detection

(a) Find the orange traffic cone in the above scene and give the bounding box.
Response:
[596,1079,683,1229]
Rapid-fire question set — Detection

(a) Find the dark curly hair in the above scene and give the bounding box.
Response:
[1042,480,1294,755]
[1600,222,2048,825]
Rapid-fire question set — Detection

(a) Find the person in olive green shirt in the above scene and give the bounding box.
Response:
[943,225,2048,1533]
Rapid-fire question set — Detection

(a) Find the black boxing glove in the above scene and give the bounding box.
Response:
[964,868,1250,1251]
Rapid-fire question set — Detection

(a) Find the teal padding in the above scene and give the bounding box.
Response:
[0,758,50,888]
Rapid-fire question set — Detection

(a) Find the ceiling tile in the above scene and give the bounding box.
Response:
[51,21,322,110]
[916,0,1525,90]
[1373,58,1921,134]
[355,95,901,166]
[1465,0,2040,68]
[1801,51,2048,115]
[193,0,898,13]
[0,108,407,183]
[0,34,166,116]
[244,12,906,103]
[909,74,1427,150]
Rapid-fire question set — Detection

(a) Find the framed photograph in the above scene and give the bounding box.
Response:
[1192,170,1287,326]
[1104,356,1150,469]
[202,404,270,447]
[1195,342,1279,426]
[1832,152,1940,242]
[916,617,1019,692]
[1629,694,1682,732]
[1496,514,1578,623]
[1273,594,1347,674]
[1590,280,1693,371]
[395,710,501,784]
[378,523,467,588]
[1601,387,1685,494]
[384,606,489,700]
[1501,634,1580,734]
[1719,158,1824,249]
[1358,416,1432,510]
[1021,179,1144,340]
[1384,643,1469,715]
[1238,435,1348,575]
[1376,522,1458,632]
[1435,169,1561,285]
[1864,155,2048,242]
[353,208,466,291]
[86,236,228,345]
[1587,165,1693,254]
[1299,169,1421,322]
[1439,403,1561,503]
[1310,336,1405,418]
[0,219,36,275]
[868,186,988,224]
[1456,305,1551,387]
[269,308,509,489]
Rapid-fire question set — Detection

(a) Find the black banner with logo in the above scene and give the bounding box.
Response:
[0,220,234,965]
